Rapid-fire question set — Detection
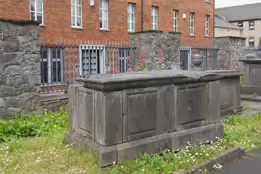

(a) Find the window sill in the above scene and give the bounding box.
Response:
[39,24,46,27]
[205,0,211,3]
[205,35,210,38]
[100,28,110,32]
[190,34,196,37]
[72,26,84,30]
[128,31,136,34]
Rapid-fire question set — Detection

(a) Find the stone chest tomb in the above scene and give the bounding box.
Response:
[65,70,224,166]
[240,58,261,96]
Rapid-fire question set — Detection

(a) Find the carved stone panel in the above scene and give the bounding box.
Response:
[176,83,208,128]
[161,85,176,133]
[123,87,161,142]
[77,87,93,139]
[220,79,234,110]
[251,64,261,85]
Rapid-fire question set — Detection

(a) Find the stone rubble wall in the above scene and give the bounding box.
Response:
[214,36,246,69]
[40,93,68,113]
[130,31,181,71]
[0,18,41,118]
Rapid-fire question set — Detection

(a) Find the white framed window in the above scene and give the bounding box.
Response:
[173,10,178,32]
[72,0,82,28]
[128,3,135,32]
[80,45,106,76]
[40,48,63,84]
[205,15,210,36]
[249,20,255,30]
[190,13,195,35]
[152,7,158,30]
[237,21,243,27]
[30,0,44,25]
[100,0,108,29]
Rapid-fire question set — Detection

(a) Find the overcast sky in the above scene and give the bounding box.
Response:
[215,0,261,8]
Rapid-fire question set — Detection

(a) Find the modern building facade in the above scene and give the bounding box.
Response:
[214,15,243,38]
[216,3,261,47]
[0,0,215,47]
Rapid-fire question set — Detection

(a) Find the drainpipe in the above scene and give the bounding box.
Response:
[142,0,144,31]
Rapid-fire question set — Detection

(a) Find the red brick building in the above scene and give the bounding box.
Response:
[0,0,214,47]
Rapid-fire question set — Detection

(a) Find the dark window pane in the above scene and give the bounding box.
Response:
[52,49,56,58]
[40,48,47,59]
[57,49,61,58]
[52,62,61,82]
[41,62,48,83]
[37,13,42,23]
[31,12,35,20]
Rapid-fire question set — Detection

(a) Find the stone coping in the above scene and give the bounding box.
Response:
[129,30,182,35]
[239,59,261,64]
[206,70,242,78]
[40,92,68,102]
[0,18,40,25]
[78,70,222,92]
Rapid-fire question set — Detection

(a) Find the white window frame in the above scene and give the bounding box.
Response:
[205,15,210,36]
[190,13,195,36]
[79,45,106,76]
[128,3,135,32]
[249,20,255,30]
[173,10,178,32]
[30,0,44,25]
[40,48,63,85]
[237,21,243,27]
[152,7,158,30]
[100,0,109,30]
[72,0,82,28]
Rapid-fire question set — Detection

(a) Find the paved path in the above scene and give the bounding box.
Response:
[213,149,261,174]
[214,101,261,174]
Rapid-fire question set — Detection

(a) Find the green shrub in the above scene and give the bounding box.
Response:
[0,109,69,142]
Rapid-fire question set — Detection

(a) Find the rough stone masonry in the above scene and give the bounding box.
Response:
[0,18,41,118]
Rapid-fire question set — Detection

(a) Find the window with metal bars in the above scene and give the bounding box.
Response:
[80,45,106,76]
[40,48,63,84]
[118,49,130,73]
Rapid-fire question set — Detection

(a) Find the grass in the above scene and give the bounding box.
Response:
[1,110,261,173]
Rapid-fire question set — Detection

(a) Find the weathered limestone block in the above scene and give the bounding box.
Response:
[66,70,225,166]
[214,36,246,68]
[239,59,261,96]
[206,70,242,116]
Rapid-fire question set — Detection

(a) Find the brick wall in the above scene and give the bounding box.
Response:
[0,0,214,47]
[0,0,30,20]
